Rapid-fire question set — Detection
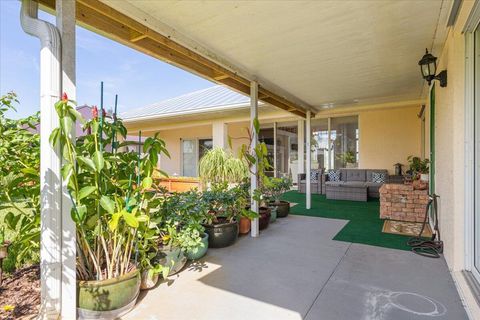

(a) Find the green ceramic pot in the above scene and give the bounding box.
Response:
[270,200,290,217]
[158,246,187,276]
[269,206,278,223]
[185,233,209,260]
[77,268,140,317]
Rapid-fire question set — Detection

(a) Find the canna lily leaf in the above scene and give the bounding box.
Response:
[141,177,153,190]
[77,186,96,200]
[122,210,139,228]
[108,212,121,231]
[100,195,115,215]
[93,151,104,172]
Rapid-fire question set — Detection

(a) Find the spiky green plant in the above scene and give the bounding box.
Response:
[199,147,248,185]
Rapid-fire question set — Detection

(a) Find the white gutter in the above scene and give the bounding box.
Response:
[21,0,63,317]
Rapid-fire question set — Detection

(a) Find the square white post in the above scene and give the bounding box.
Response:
[298,120,305,175]
[57,0,77,317]
[273,122,277,177]
[212,121,228,149]
[306,111,311,209]
[250,81,259,237]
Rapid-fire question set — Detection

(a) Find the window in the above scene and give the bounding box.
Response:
[181,138,213,177]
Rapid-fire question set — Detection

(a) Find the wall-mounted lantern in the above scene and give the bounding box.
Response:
[418,49,447,87]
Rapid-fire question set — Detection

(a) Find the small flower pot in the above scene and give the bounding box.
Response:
[269,206,277,223]
[140,269,159,290]
[270,201,290,218]
[204,219,239,248]
[185,233,209,260]
[259,207,271,230]
[77,268,140,319]
[0,242,9,259]
[239,217,251,235]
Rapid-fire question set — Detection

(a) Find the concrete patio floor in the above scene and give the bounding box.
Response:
[123,215,469,320]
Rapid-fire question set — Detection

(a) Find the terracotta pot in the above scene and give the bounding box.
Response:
[140,269,159,290]
[259,207,271,230]
[239,217,251,235]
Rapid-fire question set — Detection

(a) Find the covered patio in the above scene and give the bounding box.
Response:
[123,196,467,320]
[15,0,480,319]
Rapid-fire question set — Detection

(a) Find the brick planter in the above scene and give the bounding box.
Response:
[379,183,429,222]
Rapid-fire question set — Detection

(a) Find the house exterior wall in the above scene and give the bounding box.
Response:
[358,106,422,173]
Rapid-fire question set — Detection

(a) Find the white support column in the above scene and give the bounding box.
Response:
[306,111,312,209]
[212,120,228,149]
[273,122,277,177]
[250,81,259,237]
[21,0,63,317]
[57,0,76,317]
[298,120,305,175]
[327,117,332,170]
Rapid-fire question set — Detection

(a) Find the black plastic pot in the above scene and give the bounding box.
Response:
[270,201,290,218]
[259,207,271,230]
[204,219,239,248]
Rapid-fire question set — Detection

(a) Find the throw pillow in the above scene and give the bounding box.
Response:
[372,172,386,183]
[328,170,341,182]
[310,170,318,182]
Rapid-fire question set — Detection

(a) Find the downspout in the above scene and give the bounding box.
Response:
[20,0,63,317]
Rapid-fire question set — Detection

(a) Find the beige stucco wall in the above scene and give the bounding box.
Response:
[428,1,471,273]
[157,125,212,175]
[358,106,422,173]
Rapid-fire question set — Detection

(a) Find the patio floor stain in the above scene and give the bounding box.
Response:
[281,191,412,251]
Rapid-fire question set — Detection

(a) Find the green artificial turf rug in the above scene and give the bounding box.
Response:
[281,191,412,251]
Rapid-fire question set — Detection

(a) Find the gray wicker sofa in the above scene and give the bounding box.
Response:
[322,169,389,201]
[298,169,324,194]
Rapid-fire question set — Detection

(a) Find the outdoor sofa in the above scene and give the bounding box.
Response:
[322,169,389,201]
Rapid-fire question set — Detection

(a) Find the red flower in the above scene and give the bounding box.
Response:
[62,92,68,102]
[102,109,107,118]
[91,106,98,119]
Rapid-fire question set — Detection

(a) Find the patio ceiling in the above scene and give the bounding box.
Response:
[38,0,452,114]
[99,0,452,110]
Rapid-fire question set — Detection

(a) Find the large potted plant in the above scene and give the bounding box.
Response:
[51,95,169,317]
[202,183,250,247]
[199,147,248,188]
[264,177,292,218]
[159,190,209,261]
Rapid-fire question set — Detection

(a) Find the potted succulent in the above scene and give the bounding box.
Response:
[51,94,169,317]
[265,177,293,218]
[407,156,430,182]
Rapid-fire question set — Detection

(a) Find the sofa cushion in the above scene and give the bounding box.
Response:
[371,172,386,183]
[344,169,366,182]
[328,170,341,182]
[366,169,388,182]
[325,181,345,187]
[310,170,319,182]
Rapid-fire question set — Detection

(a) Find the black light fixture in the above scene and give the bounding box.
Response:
[418,48,447,87]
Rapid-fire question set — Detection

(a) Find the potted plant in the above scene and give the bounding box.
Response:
[337,150,357,168]
[407,156,430,181]
[199,147,248,188]
[51,95,169,317]
[202,183,250,247]
[264,177,292,218]
[159,190,209,261]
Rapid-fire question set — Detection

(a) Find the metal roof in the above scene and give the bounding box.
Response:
[121,85,250,119]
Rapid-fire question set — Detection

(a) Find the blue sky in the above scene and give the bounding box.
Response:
[0,0,214,119]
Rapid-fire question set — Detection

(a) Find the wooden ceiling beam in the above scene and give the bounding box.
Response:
[38,0,312,117]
